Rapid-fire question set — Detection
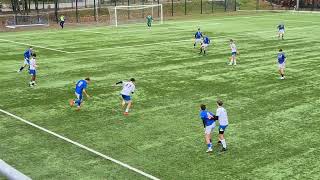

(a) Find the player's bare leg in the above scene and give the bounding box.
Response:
[124,101,132,115]
[205,134,212,153]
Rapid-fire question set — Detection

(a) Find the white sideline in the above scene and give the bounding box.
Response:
[0,39,71,53]
[0,109,160,180]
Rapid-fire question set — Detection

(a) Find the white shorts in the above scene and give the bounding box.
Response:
[201,43,209,48]
[24,58,30,65]
[278,29,285,34]
[204,123,215,135]
[278,63,285,69]
[195,38,202,44]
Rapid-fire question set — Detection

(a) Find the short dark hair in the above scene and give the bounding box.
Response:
[279,49,283,52]
[130,78,135,82]
[32,53,36,57]
[198,28,200,31]
[230,39,233,42]
[217,100,223,106]
[85,77,91,81]
[200,104,206,110]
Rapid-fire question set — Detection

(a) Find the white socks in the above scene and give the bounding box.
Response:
[221,139,227,148]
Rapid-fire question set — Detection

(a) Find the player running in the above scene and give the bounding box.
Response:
[146,15,153,29]
[277,49,286,80]
[277,23,285,40]
[199,33,210,55]
[199,104,216,153]
[115,78,136,115]
[228,39,237,66]
[194,28,203,48]
[69,78,91,111]
[60,15,65,29]
[211,100,229,152]
[28,53,37,87]
[18,47,33,73]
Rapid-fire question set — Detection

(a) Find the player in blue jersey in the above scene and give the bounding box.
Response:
[199,104,216,153]
[194,28,203,48]
[69,78,91,111]
[277,23,285,40]
[199,33,210,55]
[277,49,286,79]
[18,47,33,73]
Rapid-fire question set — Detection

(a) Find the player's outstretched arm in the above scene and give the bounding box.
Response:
[83,89,90,98]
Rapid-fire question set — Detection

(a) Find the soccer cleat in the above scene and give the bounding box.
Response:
[221,148,227,152]
[206,148,213,153]
[69,99,75,107]
[280,77,285,80]
[17,70,21,73]
[124,112,129,116]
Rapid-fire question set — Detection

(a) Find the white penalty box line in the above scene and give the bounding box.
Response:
[0,109,160,180]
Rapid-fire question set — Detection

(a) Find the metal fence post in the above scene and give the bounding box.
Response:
[94,0,97,21]
[224,0,227,11]
[171,0,173,16]
[76,0,79,22]
[201,0,203,14]
[185,0,186,15]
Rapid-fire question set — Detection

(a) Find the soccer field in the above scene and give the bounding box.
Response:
[1,12,320,179]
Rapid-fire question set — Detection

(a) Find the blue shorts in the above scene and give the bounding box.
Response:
[29,69,36,76]
[218,125,228,134]
[231,52,237,56]
[121,94,131,102]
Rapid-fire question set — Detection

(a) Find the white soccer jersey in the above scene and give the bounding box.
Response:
[121,81,135,96]
[29,58,37,70]
[216,107,228,126]
[230,43,237,53]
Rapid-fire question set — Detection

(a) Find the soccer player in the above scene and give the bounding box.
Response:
[229,39,237,66]
[277,49,286,80]
[199,33,210,55]
[115,78,135,115]
[18,47,33,72]
[277,23,285,40]
[69,78,91,111]
[194,28,203,48]
[146,15,153,29]
[199,104,216,153]
[28,53,37,87]
[60,15,65,29]
[211,100,229,152]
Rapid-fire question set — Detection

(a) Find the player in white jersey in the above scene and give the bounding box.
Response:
[28,54,38,87]
[229,39,237,66]
[212,100,228,152]
[115,78,136,115]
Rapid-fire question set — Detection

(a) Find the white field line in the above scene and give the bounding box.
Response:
[0,108,160,180]
[0,39,71,53]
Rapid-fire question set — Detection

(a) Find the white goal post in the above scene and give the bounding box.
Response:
[5,13,49,29]
[107,4,163,27]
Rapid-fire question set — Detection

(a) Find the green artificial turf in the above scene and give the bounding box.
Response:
[0,12,320,179]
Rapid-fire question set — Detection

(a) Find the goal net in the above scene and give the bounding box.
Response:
[107,4,163,27]
[5,14,49,29]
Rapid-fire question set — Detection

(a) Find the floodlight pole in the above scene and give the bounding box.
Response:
[296,0,299,10]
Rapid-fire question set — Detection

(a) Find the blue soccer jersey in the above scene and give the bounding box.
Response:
[75,80,87,94]
[278,52,286,64]
[195,31,203,39]
[278,24,285,30]
[24,49,32,59]
[203,36,210,44]
[200,110,215,126]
